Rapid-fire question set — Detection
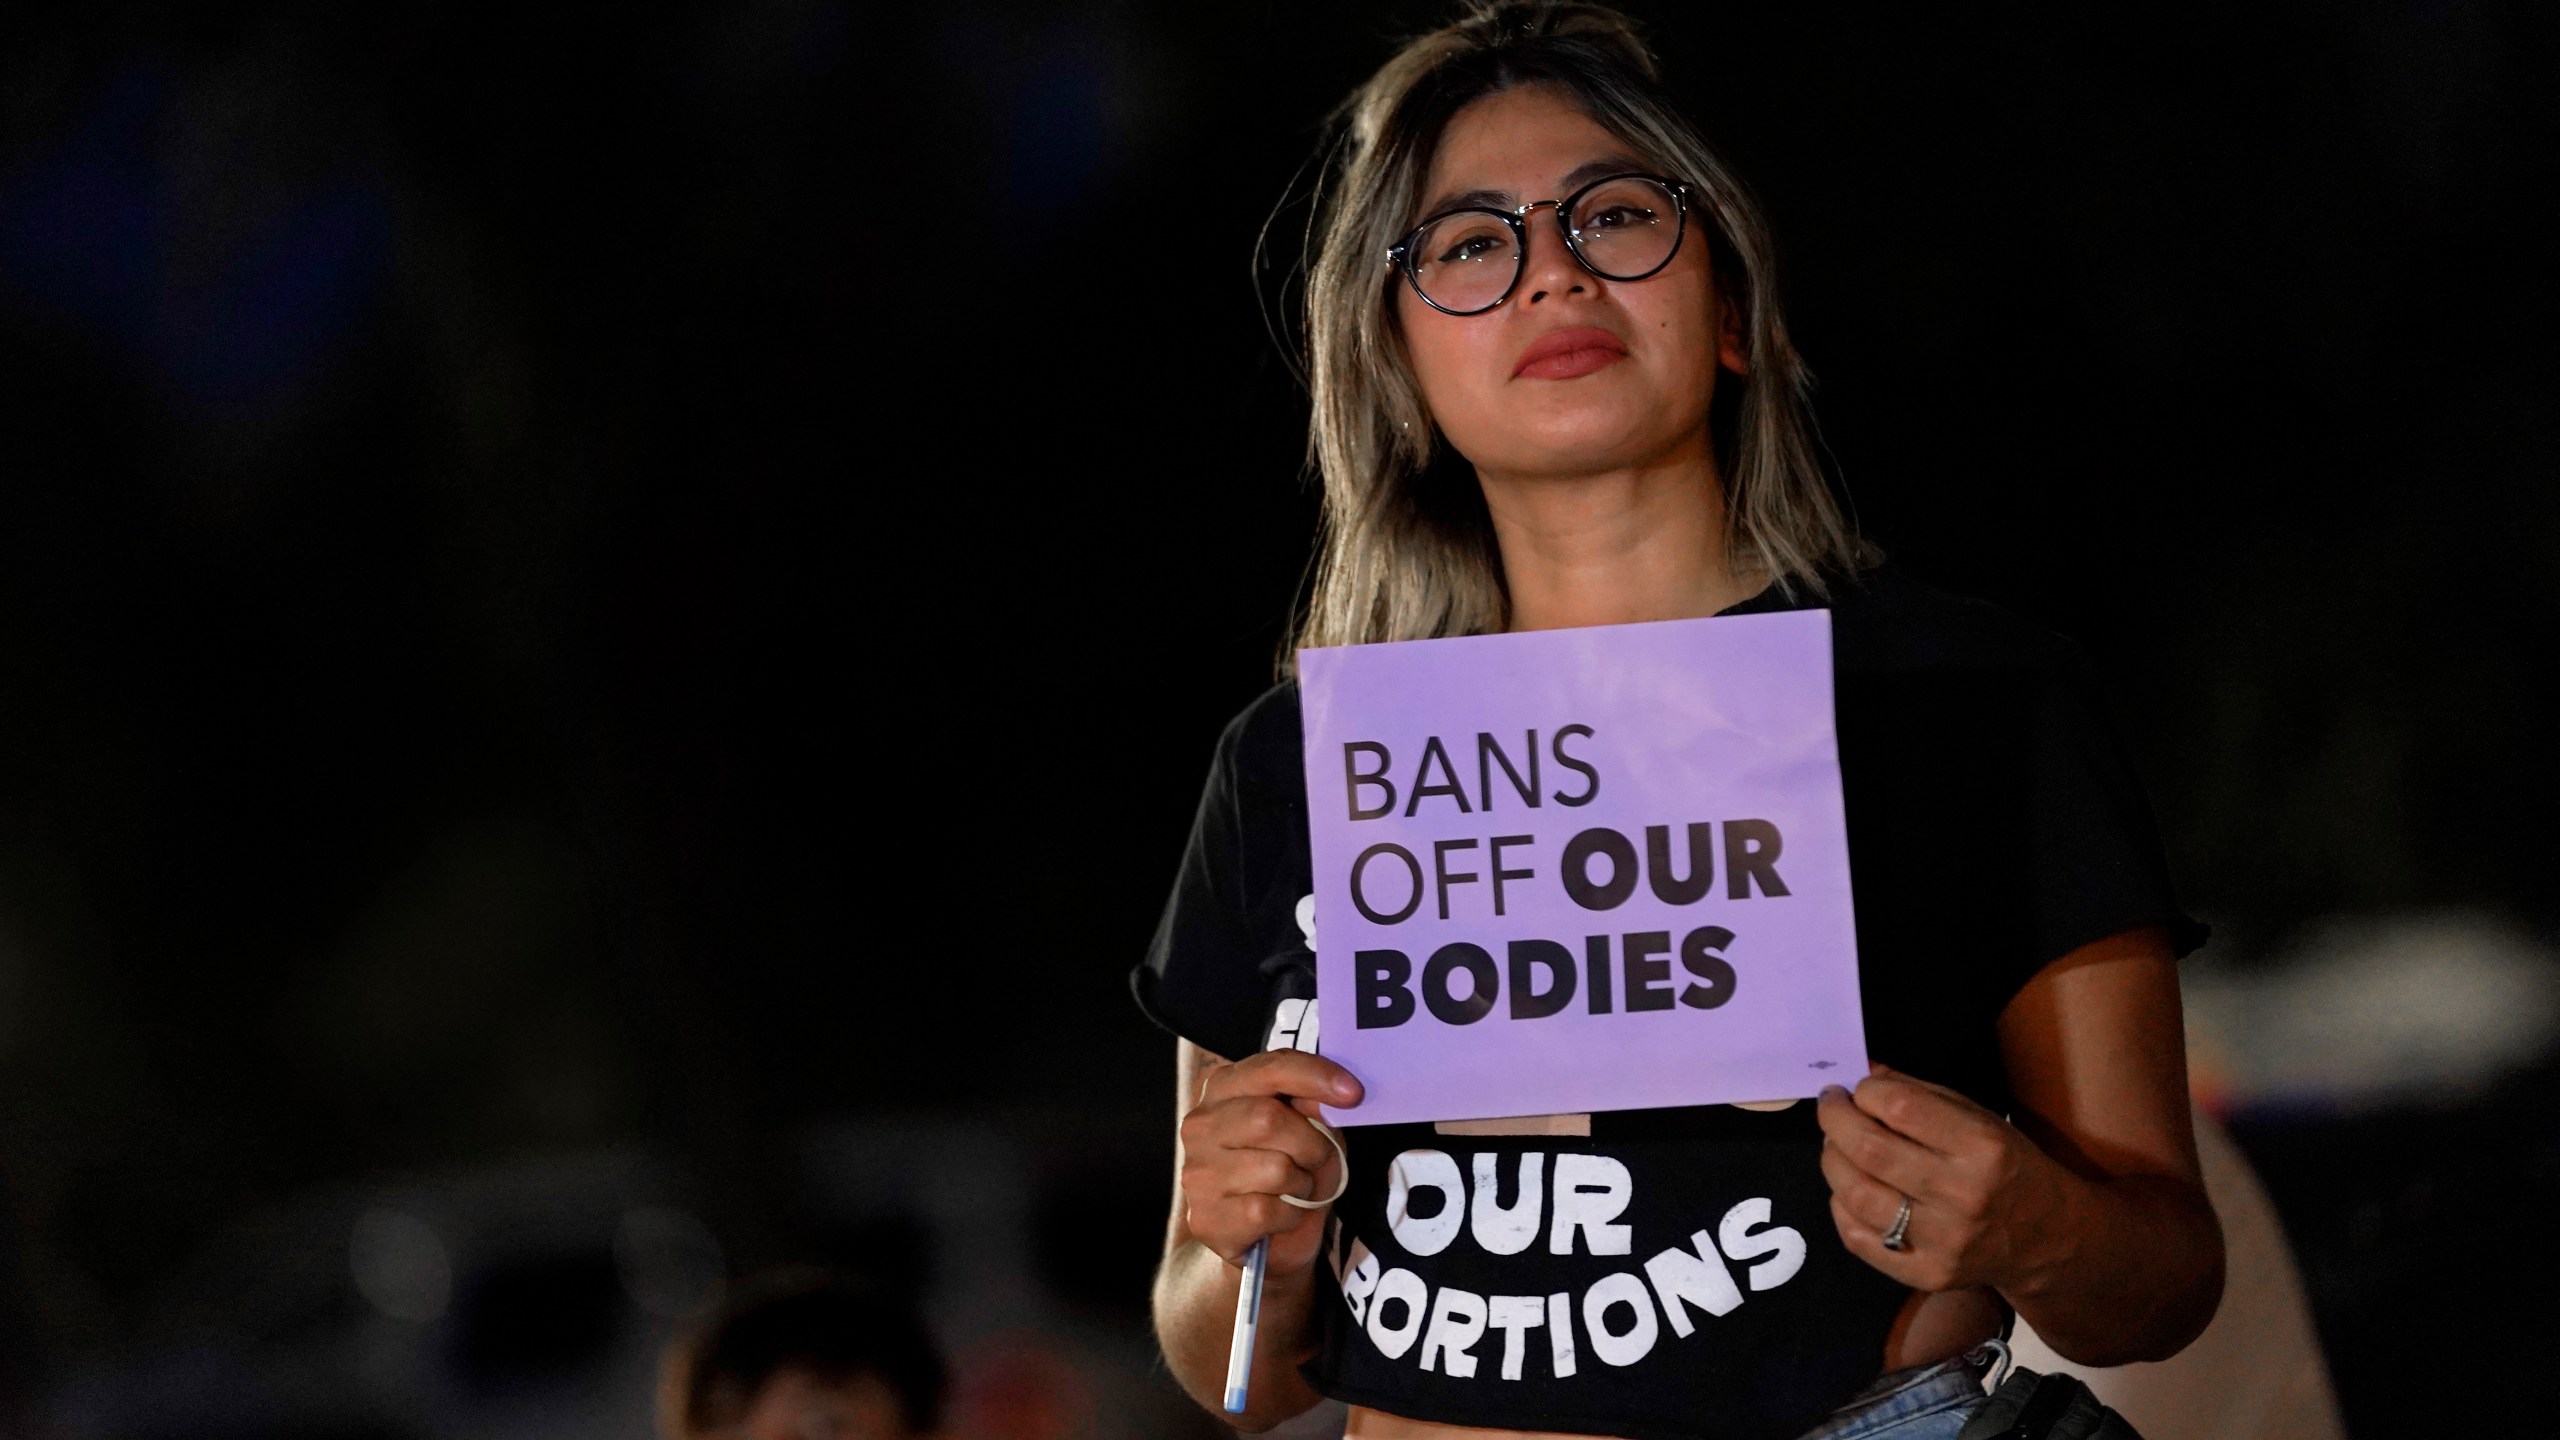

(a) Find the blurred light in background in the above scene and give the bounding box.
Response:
[349,1208,452,1324]
[613,1205,726,1319]
[2186,910,2559,1118]
[45,1120,1223,1437]
[0,63,388,410]
[939,12,1153,216]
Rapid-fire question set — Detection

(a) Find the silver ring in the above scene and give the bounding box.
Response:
[1880,1197,1913,1252]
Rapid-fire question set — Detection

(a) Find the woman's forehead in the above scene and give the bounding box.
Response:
[1420,86,1638,208]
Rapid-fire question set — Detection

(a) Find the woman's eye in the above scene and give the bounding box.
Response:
[1584,204,1656,231]
[1435,233,1509,265]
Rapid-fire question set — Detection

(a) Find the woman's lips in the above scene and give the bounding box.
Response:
[1513,326,1630,380]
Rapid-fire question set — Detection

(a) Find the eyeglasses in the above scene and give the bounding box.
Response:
[1386,173,1691,317]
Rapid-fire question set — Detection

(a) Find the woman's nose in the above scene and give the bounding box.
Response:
[1520,207,1589,305]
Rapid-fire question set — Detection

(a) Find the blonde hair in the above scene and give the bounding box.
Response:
[1293,0,1869,654]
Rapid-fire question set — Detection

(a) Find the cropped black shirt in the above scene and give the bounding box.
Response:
[1132,567,2204,1440]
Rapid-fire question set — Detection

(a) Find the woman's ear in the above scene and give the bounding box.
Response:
[1716,291,1750,377]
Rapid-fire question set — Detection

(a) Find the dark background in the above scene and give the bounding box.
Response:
[0,1,2554,1435]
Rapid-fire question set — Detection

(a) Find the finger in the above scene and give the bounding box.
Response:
[1827,1194,1916,1281]
[1222,1146,1319,1204]
[1818,1085,1942,1196]
[1832,1194,1962,1293]
[1188,1096,1336,1172]
[1817,1139,1910,1235]
[1204,1051,1364,1108]
[1236,1099,1338,1171]
[1180,1152,1327,1258]
[1190,1054,1232,1109]
[1851,1071,2000,1154]
[1182,1163,1305,1233]
[1192,1193,1318,1263]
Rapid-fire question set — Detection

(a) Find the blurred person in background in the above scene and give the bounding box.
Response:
[1134,3,2225,1438]
[2011,1108,2344,1440]
[659,1269,950,1440]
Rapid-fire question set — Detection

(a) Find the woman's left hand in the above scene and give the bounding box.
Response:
[1816,1064,2071,1294]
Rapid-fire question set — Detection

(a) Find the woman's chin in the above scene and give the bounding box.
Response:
[1465,426,1692,484]
[1475,399,1696,470]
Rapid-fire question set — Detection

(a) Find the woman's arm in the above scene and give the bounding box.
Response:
[1152,1039,1359,1431]
[1816,925,2225,1364]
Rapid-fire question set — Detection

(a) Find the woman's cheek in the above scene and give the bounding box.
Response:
[1403,323,1499,448]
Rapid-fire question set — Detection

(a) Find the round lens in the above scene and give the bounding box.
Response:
[1408,211,1520,314]
[1569,177,1681,281]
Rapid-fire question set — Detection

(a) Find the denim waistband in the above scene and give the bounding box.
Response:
[1795,1352,1993,1440]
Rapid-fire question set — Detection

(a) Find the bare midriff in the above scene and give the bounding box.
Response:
[1339,1287,2004,1440]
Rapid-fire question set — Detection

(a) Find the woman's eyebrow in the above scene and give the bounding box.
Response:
[1413,156,1653,221]
[1556,155,1650,193]
[1417,184,1512,217]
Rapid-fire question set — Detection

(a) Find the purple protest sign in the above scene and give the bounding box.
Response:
[1298,610,1866,1126]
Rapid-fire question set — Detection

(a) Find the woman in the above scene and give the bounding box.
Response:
[1132,5,2224,1437]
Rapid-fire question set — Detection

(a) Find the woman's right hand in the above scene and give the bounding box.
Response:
[1177,1049,1362,1274]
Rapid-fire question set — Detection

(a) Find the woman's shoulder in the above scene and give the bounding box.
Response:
[1824,563,2089,680]
[1213,678,1310,795]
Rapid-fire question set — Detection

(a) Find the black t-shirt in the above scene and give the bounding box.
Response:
[1131,567,2204,1440]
